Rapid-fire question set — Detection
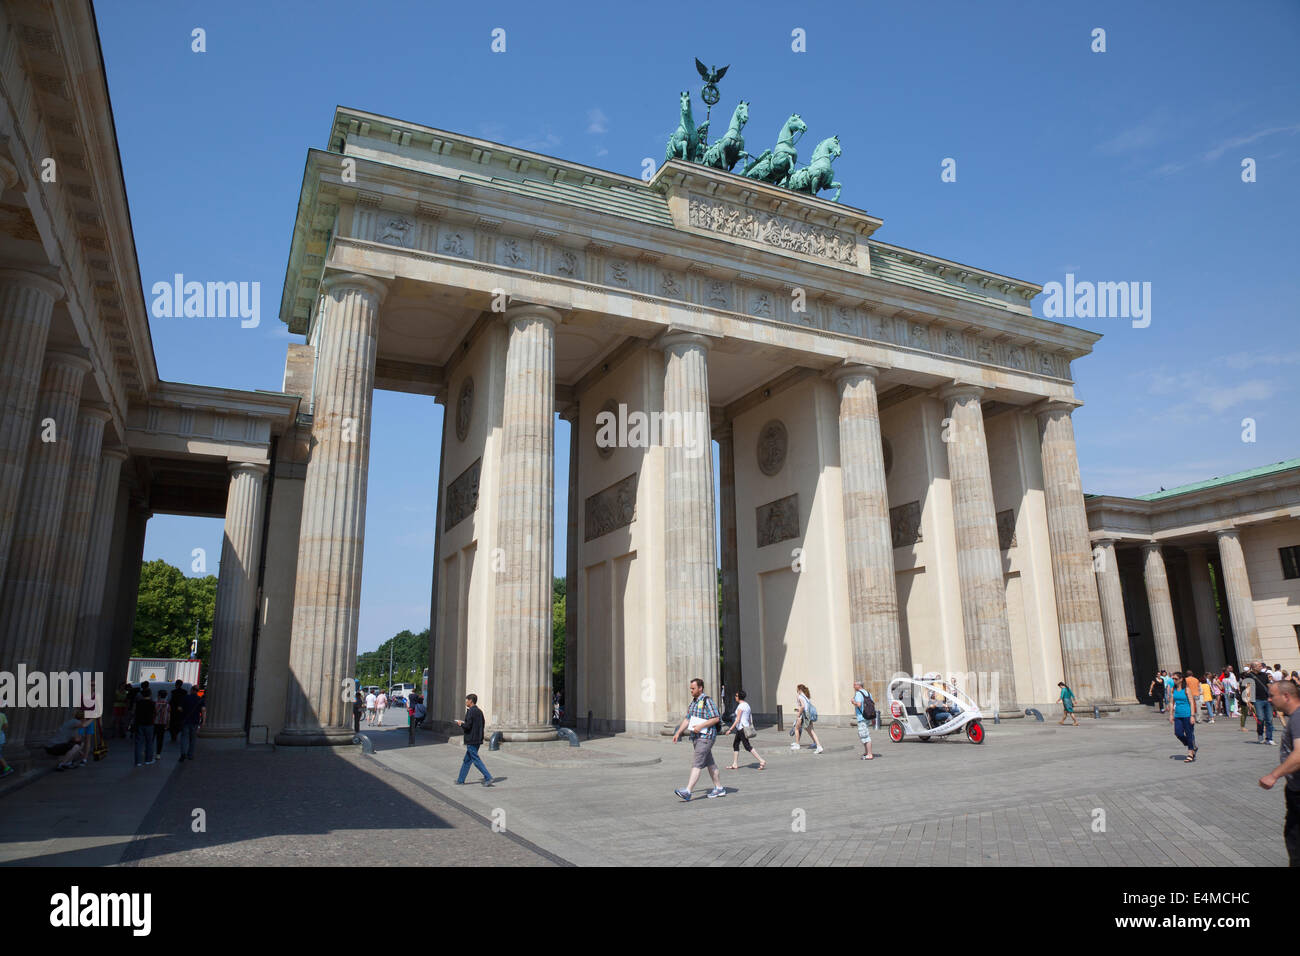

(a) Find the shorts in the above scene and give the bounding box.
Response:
[857,721,871,743]
[691,735,717,769]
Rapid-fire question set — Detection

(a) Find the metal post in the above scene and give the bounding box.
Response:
[586,709,592,740]
[777,704,783,732]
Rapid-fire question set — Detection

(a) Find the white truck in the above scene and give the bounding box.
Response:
[126,658,201,688]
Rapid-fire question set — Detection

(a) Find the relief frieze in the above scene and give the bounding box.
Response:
[585,472,638,541]
[687,193,858,266]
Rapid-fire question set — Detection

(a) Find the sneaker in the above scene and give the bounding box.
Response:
[706,787,726,798]
[674,788,692,802]
[1266,740,1276,746]
[814,746,825,754]
[790,743,800,751]
[145,759,154,766]
[482,779,494,787]
[135,763,142,767]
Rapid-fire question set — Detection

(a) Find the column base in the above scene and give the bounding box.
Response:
[198,727,245,739]
[274,727,358,747]
[995,708,1026,719]
[496,726,558,742]
[660,722,680,736]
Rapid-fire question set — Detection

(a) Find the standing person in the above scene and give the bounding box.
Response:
[407,693,426,746]
[168,680,187,743]
[177,684,205,762]
[1257,679,1300,867]
[851,679,875,760]
[352,686,364,734]
[1249,663,1276,745]
[0,710,12,778]
[1200,674,1216,723]
[375,690,388,727]
[1168,673,1198,763]
[1150,671,1167,713]
[133,688,155,767]
[1184,671,1201,717]
[1211,673,1224,717]
[791,684,824,754]
[1224,667,1239,717]
[671,678,725,800]
[1058,681,1079,726]
[364,689,376,725]
[112,683,128,738]
[723,690,765,771]
[153,690,170,757]
[1241,668,1256,732]
[453,693,494,786]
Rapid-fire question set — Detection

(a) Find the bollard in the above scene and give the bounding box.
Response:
[993,711,1000,725]
[1024,708,1044,721]
[1093,704,1101,720]
[353,733,373,754]
[488,731,503,751]
[555,727,580,747]
[586,710,593,740]
[777,705,783,732]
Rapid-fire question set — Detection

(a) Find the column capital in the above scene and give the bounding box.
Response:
[829,362,886,385]
[228,461,270,478]
[559,403,579,423]
[500,302,562,328]
[1031,397,1083,421]
[938,381,986,404]
[77,402,114,425]
[43,348,93,376]
[712,420,734,442]
[0,155,20,192]
[321,271,390,304]
[1141,540,1163,554]
[0,268,64,302]
[655,329,717,353]
[1090,536,1117,548]
[1214,526,1241,540]
[101,446,130,463]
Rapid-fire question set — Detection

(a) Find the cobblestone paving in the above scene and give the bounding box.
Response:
[373,713,1291,866]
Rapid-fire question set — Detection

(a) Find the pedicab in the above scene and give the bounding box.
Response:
[886,675,985,744]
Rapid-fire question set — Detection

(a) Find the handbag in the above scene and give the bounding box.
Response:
[743,724,757,740]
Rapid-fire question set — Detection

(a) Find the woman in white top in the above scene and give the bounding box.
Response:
[724,690,765,770]
[792,683,824,754]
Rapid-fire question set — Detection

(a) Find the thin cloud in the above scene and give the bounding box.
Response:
[1203,124,1300,161]
[587,108,609,135]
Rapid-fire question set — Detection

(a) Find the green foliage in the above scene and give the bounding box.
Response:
[356,628,430,688]
[553,576,565,694]
[131,559,216,668]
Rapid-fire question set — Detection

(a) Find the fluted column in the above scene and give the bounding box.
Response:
[30,404,112,743]
[278,273,386,745]
[492,305,559,741]
[659,332,718,729]
[1185,546,1224,672]
[1141,543,1181,672]
[203,462,269,736]
[0,351,91,760]
[1215,529,1262,666]
[105,500,150,689]
[0,270,64,590]
[426,394,447,724]
[1036,402,1112,703]
[940,384,1018,713]
[835,365,901,701]
[71,448,128,672]
[561,404,579,727]
[1092,539,1137,702]
[716,423,742,696]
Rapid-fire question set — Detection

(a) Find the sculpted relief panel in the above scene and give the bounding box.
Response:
[445,458,481,532]
[585,473,638,542]
[756,494,800,548]
[890,500,922,549]
[687,193,858,266]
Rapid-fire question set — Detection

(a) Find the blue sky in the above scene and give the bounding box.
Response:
[95,1,1300,651]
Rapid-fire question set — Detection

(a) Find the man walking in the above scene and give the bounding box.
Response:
[1257,679,1300,866]
[671,677,725,801]
[177,685,205,762]
[453,693,494,786]
[365,689,376,725]
[133,687,155,767]
[852,679,875,760]
[1248,663,1275,745]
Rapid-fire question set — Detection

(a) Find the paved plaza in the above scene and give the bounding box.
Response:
[0,708,1289,867]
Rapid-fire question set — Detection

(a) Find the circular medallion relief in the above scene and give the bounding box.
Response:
[455,378,474,442]
[756,419,788,477]
[882,436,894,479]
[595,398,619,459]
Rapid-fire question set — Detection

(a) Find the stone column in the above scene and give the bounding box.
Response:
[30,404,112,743]
[716,423,742,697]
[492,305,560,741]
[1215,529,1262,666]
[71,448,128,672]
[659,332,719,729]
[561,404,580,727]
[426,394,447,726]
[1035,402,1113,703]
[105,499,150,689]
[1186,546,1224,672]
[278,273,386,745]
[0,351,91,760]
[940,384,1018,713]
[834,365,902,701]
[0,270,64,590]
[1092,539,1137,702]
[203,462,269,736]
[1141,543,1181,672]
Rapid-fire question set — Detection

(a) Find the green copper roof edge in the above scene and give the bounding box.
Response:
[1134,458,1300,501]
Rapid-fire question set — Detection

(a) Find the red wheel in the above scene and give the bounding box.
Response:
[888,720,904,742]
[966,720,985,744]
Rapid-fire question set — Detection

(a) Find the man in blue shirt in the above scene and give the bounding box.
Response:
[671,678,724,801]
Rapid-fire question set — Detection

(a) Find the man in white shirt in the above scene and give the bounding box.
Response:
[364,691,377,725]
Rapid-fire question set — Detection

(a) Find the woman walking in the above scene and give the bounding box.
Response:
[1057,682,1079,726]
[724,690,765,770]
[1169,672,1198,763]
[1149,671,1166,713]
[791,684,823,753]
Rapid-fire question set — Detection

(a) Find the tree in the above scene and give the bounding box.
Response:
[131,559,216,669]
[553,576,566,695]
[356,628,430,688]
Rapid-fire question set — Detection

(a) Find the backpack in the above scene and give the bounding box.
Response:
[805,699,818,722]
[855,690,876,722]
